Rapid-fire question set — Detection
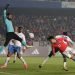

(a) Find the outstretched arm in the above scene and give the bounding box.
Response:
[3,4,10,19]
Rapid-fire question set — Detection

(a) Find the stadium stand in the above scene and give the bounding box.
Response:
[0,15,75,42]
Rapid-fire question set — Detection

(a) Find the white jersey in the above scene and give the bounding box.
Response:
[9,40,14,45]
[15,32,26,47]
[55,35,73,43]
[9,32,26,47]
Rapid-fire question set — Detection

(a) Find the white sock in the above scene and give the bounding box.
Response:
[64,62,67,68]
[14,52,17,61]
[4,57,10,66]
[41,57,49,66]
[20,57,27,65]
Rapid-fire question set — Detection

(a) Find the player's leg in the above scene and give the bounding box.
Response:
[0,45,14,68]
[4,33,12,47]
[16,47,28,69]
[0,33,12,52]
[63,47,75,61]
[62,54,68,71]
[13,52,17,63]
[0,32,26,52]
[69,49,75,61]
[62,46,75,68]
[39,51,52,68]
[39,49,58,68]
[2,52,11,68]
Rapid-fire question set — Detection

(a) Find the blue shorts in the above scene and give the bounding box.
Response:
[8,45,21,54]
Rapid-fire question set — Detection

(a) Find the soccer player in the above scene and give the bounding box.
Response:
[41,36,75,69]
[39,34,74,71]
[0,4,26,52]
[0,27,28,69]
[13,26,26,63]
[39,48,68,71]
[55,32,74,70]
[56,32,73,45]
[47,36,75,60]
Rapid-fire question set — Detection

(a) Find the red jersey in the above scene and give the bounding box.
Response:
[52,37,68,54]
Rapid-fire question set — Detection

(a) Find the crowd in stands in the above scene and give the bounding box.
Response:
[13,15,75,41]
[0,15,75,42]
[22,0,75,2]
[49,0,75,1]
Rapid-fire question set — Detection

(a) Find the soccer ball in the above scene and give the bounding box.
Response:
[29,33,34,39]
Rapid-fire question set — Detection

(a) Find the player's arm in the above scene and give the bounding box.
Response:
[22,34,34,48]
[3,4,10,19]
[68,42,73,48]
[68,41,73,48]
[22,34,26,51]
[66,36,74,45]
[22,34,27,51]
[22,34,26,43]
[64,38,73,48]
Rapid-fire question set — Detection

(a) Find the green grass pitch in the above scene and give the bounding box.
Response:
[0,57,75,75]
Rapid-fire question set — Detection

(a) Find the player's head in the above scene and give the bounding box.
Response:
[62,32,68,36]
[7,12,12,20]
[17,26,23,33]
[47,36,56,43]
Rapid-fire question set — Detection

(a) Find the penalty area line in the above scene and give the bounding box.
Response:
[0,71,19,75]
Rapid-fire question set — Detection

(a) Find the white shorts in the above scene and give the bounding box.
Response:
[63,47,75,58]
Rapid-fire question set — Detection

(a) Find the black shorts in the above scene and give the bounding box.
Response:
[4,32,22,47]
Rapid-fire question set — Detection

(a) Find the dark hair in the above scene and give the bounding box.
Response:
[63,32,67,36]
[18,26,23,33]
[47,36,55,41]
[6,12,11,16]
[6,12,12,20]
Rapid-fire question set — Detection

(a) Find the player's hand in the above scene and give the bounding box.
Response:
[5,4,10,9]
[22,49,26,53]
[22,46,27,52]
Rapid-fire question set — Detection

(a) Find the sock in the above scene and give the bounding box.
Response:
[22,41,26,46]
[14,52,17,61]
[20,57,27,65]
[41,57,49,66]
[4,57,10,66]
[64,62,67,68]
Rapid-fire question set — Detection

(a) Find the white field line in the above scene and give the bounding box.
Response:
[0,71,19,75]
